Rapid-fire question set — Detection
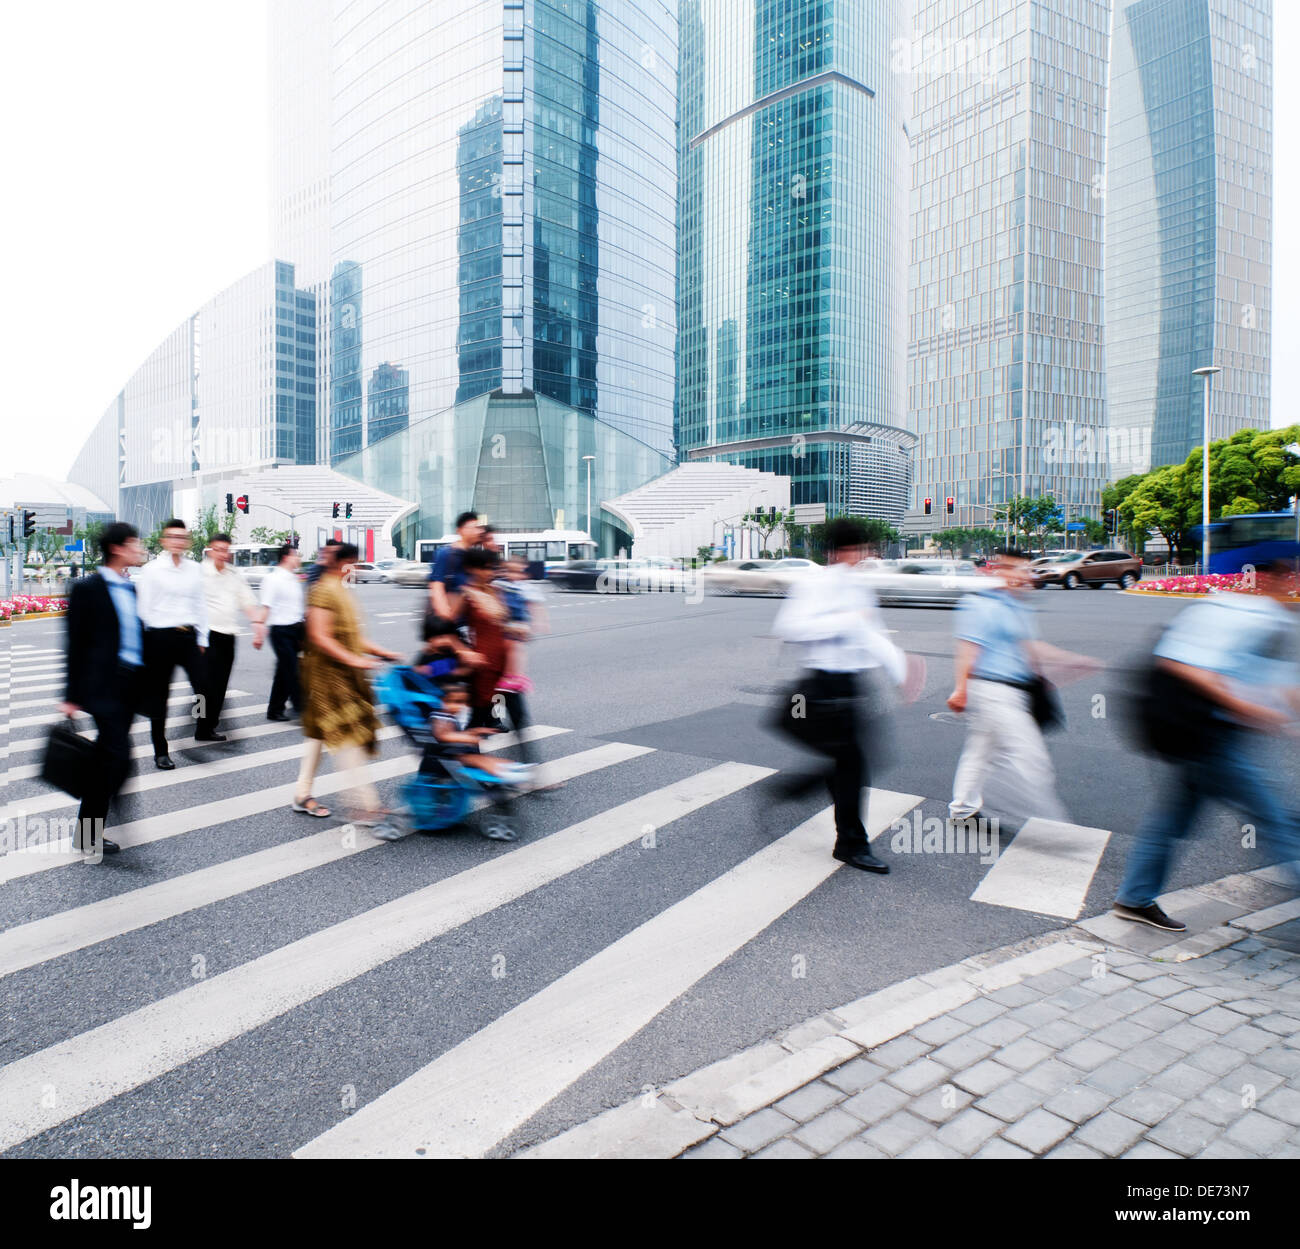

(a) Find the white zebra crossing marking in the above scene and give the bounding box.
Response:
[0,761,769,1153]
[0,726,405,824]
[969,817,1112,919]
[294,788,921,1158]
[7,691,250,732]
[3,719,303,783]
[4,698,266,755]
[0,742,647,979]
[0,727,570,883]
[11,679,209,710]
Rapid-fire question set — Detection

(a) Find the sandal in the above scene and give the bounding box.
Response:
[292,799,332,818]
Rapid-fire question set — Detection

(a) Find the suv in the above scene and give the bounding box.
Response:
[1032,550,1142,590]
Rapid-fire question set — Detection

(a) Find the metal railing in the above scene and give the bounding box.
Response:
[1140,564,1199,579]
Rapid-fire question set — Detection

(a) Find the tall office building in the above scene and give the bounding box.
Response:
[1107,0,1271,479]
[675,0,917,523]
[908,0,1112,535]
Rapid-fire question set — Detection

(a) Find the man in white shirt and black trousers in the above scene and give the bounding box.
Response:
[772,518,920,874]
[199,533,267,740]
[260,544,306,721]
[135,518,209,770]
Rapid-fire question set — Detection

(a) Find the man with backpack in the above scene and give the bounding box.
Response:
[1114,560,1300,932]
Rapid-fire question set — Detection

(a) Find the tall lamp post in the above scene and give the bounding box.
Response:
[582,455,596,548]
[1192,365,1221,574]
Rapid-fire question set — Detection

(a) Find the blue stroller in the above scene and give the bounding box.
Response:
[375,665,527,841]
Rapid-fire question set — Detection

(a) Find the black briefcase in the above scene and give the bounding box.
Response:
[41,719,97,800]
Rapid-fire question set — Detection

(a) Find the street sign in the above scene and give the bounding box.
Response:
[1065,523,1086,532]
[792,503,826,524]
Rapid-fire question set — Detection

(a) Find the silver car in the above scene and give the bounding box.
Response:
[384,559,432,588]
[857,559,1004,607]
[699,557,822,596]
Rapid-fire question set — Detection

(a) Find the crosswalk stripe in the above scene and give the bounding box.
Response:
[0,725,406,824]
[11,679,206,709]
[0,742,647,980]
[0,760,769,1153]
[0,727,570,883]
[4,699,267,755]
[295,787,922,1158]
[969,817,1112,919]
[7,690,250,732]
[4,719,303,782]
[11,664,66,679]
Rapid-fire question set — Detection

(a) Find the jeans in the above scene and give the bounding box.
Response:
[1117,730,1300,909]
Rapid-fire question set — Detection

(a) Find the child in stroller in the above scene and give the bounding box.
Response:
[375,664,531,840]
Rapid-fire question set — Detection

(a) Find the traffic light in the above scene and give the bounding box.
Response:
[225,493,234,514]
[946,497,955,516]
[345,503,353,519]
[22,510,36,539]
[924,497,933,516]
[332,502,340,519]
[1105,508,1118,535]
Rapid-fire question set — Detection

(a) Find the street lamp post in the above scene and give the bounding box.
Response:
[582,455,596,549]
[1192,366,1221,575]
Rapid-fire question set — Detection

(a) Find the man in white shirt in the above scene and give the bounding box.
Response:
[261,544,306,721]
[135,519,210,769]
[772,519,920,873]
[198,534,267,741]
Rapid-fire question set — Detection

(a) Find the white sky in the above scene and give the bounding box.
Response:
[1,2,1294,482]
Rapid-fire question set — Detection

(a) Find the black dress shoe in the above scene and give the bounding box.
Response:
[833,848,890,874]
[267,711,290,722]
[154,755,175,770]
[194,731,227,743]
[98,839,121,856]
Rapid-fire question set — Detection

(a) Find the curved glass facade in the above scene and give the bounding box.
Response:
[1107,0,1271,478]
[331,390,671,555]
[327,0,678,488]
[676,0,910,517]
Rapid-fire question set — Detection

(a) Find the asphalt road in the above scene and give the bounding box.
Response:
[1,580,1295,1157]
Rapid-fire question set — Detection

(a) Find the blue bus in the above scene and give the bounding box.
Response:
[1190,511,1300,574]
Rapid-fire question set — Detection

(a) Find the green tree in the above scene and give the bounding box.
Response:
[250,525,292,546]
[1102,474,1147,551]
[1123,465,1193,560]
[798,515,901,564]
[743,508,797,558]
[995,495,1059,547]
[188,505,230,559]
[1080,517,1107,546]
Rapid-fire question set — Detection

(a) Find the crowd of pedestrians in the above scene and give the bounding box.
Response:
[53,513,1300,936]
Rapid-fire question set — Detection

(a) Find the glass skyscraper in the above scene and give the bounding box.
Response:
[1107,0,1271,478]
[676,0,916,522]
[908,0,1111,534]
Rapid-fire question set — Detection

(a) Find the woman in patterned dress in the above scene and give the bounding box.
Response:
[292,542,402,833]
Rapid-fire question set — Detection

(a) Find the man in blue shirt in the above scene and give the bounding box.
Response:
[60,522,147,857]
[428,510,486,623]
[1114,559,1300,932]
[947,547,1100,825]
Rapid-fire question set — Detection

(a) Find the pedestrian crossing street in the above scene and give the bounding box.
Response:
[0,639,1121,1158]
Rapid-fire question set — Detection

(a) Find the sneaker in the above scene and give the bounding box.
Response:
[1112,902,1186,932]
[366,821,405,841]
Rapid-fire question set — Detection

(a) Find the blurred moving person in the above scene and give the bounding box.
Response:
[136,519,209,771]
[293,542,403,833]
[946,547,1101,826]
[199,533,266,741]
[428,511,486,622]
[1114,559,1300,932]
[262,544,306,722]
[305,538,340,587]
[60,522,147,856]
[772,518,921,874]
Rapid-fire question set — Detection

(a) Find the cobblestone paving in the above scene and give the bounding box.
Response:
[685,931,1300,1160]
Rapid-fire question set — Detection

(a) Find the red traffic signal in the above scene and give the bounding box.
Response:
[332,502,340,519]
[946,496,955,515]
[923,497,933,516]
[235,495,249,514]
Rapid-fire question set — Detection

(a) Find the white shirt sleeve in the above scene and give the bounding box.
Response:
[772,573,861,644]
[193,564,210,648]
[134,559,156,627]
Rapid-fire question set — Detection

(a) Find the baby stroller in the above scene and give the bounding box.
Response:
[375,665,527,841]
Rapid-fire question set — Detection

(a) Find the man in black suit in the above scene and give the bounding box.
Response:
[59,522,147,857]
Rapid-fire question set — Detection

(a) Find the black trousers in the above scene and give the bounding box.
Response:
[268,623,303,716]
[469,692,531,760]
[199,631,236,734]
[77,665,143,841]
[787,671,870,853]
[144,628,207,757]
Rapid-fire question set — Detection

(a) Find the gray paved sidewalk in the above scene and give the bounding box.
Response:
[522,906,1300,1160]
[685,927,1300,1160]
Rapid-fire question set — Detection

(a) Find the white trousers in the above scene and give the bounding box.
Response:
[949,679,1067,823]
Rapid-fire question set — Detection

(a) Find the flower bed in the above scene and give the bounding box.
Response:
[1130,572,1298,598]
[0,595,69,621]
